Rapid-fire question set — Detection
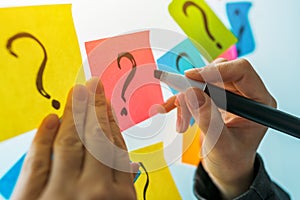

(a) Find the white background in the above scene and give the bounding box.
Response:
[0,0,300,199]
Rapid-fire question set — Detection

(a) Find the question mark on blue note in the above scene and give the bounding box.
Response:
[226,2,255,56]
[6,32,60,110]
[117,52,137,116]
[183,1,222,50]
[176,52,195,73]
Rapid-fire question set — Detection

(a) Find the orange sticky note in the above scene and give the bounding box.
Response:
[129,142,181,200]
[182,123,202,166]
[0,5,84,141]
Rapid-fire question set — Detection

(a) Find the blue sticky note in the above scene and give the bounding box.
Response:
[226,2,255,56]
[0,154,26,199]
[157,39,204,125]
[157,38,206,88]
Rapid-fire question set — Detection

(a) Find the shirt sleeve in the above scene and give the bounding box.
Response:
[193,154,290,200]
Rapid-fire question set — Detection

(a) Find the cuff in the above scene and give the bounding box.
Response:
[193,154,290,200]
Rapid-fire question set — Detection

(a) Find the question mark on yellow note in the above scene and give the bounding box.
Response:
[117,52,137,116]
[6,32,60,110]
[183,1,222,49]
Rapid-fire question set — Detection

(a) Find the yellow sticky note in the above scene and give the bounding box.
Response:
[182,123,202,166]
[169,0,237,61]
[0,5,84,141]
[129,142,181,200]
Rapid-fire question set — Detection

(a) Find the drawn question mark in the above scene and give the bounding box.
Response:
[234,9,245,55]
[176,52,195,73]
[183,1,222,49]
[117,52,137,116]
[6,32,60,110]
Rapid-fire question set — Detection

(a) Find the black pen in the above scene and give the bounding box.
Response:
[154,70,300,139]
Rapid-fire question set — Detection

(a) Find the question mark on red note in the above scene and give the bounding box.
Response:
[6,32,60,110]
[183,1,222,49]
[117,52,137,116]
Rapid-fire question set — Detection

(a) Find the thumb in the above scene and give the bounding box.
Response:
[184,88,227,154]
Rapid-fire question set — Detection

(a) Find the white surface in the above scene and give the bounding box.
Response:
[0,0,300,199]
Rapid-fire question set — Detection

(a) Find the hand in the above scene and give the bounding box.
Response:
[162,58,276,199]
[12,78,137,200]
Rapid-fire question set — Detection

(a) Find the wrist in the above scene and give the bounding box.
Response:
[202,154,256,199]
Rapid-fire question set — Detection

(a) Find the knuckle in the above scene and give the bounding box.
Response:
[238,58,253,71]
[269,95,277,108]
[23,155,48,173]
[58,135,81,146]
[93,96,106,107]
[34,136,53,146]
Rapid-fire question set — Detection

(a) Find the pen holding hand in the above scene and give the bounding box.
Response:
[159,58,277,199]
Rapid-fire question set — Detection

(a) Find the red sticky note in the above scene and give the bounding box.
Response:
[85,31,163,131]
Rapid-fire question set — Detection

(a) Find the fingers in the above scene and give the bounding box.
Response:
[185,58,276,106]
[12,114,59,200]
[49,85,88,188]
[107,102,132,184]
[175,93,192,133]
[157,95,177,113]
[80,78,113,183]
[184,88,228,154]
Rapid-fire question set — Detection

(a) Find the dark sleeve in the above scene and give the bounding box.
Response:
[193,154,290,200]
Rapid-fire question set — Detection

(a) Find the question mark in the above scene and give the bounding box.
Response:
[6,32,60,110]
[176,52,195,73]
[234,9,245,55]
[117,52,137,116]
[183,1,222,49]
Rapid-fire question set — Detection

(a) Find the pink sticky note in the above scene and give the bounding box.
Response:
[218,45,238,60]
[85,31,163,131]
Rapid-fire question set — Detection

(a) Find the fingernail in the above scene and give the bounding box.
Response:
[185,89,205,110]
[45,114,59,129]
[150,104,165,116]
[86,77,102,94]
[73,85,88,101]
[130,162,140,173]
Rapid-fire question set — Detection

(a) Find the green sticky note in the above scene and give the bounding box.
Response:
[169,0,237,61]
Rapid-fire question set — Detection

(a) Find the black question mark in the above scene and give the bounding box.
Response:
[6,32,60,110]
[234,9,245,55]
[183,1,222,49]
[117,52,137,116]
[176,52,195,73]
[138,162,149,200]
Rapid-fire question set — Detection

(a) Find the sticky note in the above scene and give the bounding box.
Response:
[226,2,255,56]
[157,38,205,76]
[0,5,84,141]
[169,0,238,61]
[85,31,164,131]
[0,154,25,199]
[218,45,238,61]
[182,123,202,166]
[129,142,181,200]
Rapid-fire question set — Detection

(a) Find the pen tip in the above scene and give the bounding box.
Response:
[154,70,162,80]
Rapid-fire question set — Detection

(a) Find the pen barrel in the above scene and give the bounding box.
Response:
[204,84,300,139]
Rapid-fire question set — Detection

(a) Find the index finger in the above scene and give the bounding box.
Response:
[185,59,276,106]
